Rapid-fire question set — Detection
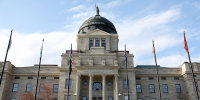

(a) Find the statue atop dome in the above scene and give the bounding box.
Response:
[96,5,100,15]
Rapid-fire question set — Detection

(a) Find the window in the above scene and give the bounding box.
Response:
[108,96,113,100]
[150,99,156,100]
[136,77,141,80]
[54,77,59,79]
[164,98,169,100]
[177,99,182,100]
[82,96,87,100]
[53,84,59,92]
[137,99,142,100]
[161,77,166,80]
[107,82,112,86]
[163,84,168,93]
[65,96,71,100]
[124,95,128,100]
[12,83,19,92]
[14,76,20,79]
[136,84,142,93]
[95,39,100,47]
[174,77,179,80]
[176,84,181,93]
[11,98,16,100]
[39,87,44,92]
[149,77,154,80]
[52,98,57,100]
[26,84,32,92]
[101,39,106,48]
[149,84,155,93]
[41,77,46,79]
[38,98,43,100]
[123,80,128,89]
[89,39,94,49]
[93,82,102,90]
[65,79,72,89]
[28,77,33,79]
[83,81,88,86]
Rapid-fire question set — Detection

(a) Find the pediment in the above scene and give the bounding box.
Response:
[87,29,111,36]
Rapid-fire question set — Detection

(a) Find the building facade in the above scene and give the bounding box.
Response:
[0,7,200,100]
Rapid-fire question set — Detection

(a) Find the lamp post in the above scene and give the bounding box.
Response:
[74,93,77,100]
[118,93,122,100]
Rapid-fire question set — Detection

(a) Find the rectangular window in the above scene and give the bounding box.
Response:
[11,98,16,100]
[53,84,59,93]
[39,86,44,92]
[41,77,46,79]
[52,98,57,100]
[123,80,128,89]
[101,39,106,48]
[26,83,32,92]
[176,84,181,93]
[82,96,87,100]
[38,98,43,100]
[124,95,128,100]
[161,77,166,80]
[174,77,179,80]
[65,96,71,100]
[136,84,142,93]
[89,39,94,49]
[164,98,169,100]
[136,77,141,80]
[149,84,155,93]
[12,83,19,92]
[108,96,113,100]
[149,77,154,80]
[65,79,72,89]
[14,76,20,79]
[54,77,59,79]
[95,39,100,47]
[28,77,33,79]
[163,84,168,93]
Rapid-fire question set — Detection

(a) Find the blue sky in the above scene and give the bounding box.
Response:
[0,0,200,67]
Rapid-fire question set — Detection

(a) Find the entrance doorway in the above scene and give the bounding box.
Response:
[93,97,102,100]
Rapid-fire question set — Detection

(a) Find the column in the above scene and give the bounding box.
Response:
[89,74,93,100]
[102,75,106,100]
[114,75,119,100]
[76,74,80,100]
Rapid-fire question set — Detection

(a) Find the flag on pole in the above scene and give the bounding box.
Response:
[8,29,13,51]
[0,29,13,86]
[69,44,73,74]
[152,40,155,54]
[183,32,188,53]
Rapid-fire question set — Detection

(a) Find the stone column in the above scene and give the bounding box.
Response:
[76,74,80,100]
[102,75,106,100]
[89,74,93,100]
[114,75,119,100]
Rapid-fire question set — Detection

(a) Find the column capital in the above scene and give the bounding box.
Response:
[114,74,119,77]
[102,74,107,77]
[89,74,94,77]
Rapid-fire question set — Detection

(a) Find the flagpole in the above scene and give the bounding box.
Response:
[34,39,44,100]
[0,29,13,86]
[124,44,130,100]
[152,40,162,100]
[67,44,72,100]
[183,32,199,99]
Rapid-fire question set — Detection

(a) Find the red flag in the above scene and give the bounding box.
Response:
[152,40,155,54]
[184,32,188,53]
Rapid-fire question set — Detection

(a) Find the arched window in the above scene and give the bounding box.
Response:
[93,82,102,90]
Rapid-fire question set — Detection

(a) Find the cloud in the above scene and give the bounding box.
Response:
[68,5,86,12]
[0,29,76,67]
[193,1,200,10]
[105,0,131,9]
[115,8,183,66]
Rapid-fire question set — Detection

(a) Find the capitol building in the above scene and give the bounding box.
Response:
[0,7,200,100]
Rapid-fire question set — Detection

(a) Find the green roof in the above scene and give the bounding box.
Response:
[136,65,161,68]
